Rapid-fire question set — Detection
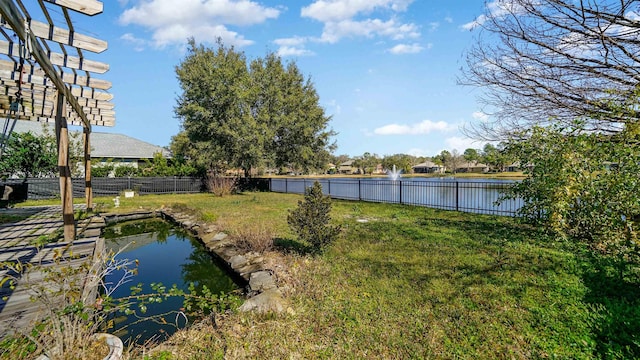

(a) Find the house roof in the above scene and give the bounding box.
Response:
[457,161,488,169]
[10,120,170,159]
[413,161,442,168]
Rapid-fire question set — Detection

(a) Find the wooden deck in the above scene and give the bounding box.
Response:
[0,206,105,338]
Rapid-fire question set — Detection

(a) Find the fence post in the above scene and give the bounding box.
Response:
[358,179,362,201]
[285,178,288,193]
[399,180,403,204]
[328,179,331,196]
[455,181,459,212]
[127,176,131,190]
[174,176,177,193]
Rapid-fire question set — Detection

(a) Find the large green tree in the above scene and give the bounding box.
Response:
[381,154,414,174]
[175,39,335,176]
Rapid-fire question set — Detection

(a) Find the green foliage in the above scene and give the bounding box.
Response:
[352,152,380,175]
[481,143,511,172]
[139,152,174,177]
[287,181,341,252]
[91,162,114,177]
[175,39,335,176]
[503,120,640,271]
[380,153,414,174]
[0,131,57,179]
[113,164,139,177]
[463,148,480,163]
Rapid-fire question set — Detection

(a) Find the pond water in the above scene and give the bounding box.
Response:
[103,219,240,345]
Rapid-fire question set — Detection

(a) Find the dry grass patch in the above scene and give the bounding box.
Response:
[229,222,275,253]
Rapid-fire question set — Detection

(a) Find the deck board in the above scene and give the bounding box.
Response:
[0,206,104,338]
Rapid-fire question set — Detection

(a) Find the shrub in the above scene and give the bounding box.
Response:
[91,163,114,177]
[113,165,139,177]
[206,175,238,197]
[502,120,640,274]
[233,222,274,253]
[287,181,341,252]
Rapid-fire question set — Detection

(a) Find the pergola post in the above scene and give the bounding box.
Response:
[83,127,92,211]
[55,92,75,240]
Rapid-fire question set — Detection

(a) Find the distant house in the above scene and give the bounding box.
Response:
[506,162,520,172]
[338,160,355,174]
[456,161,489,173]
[412,161,445,174]
[11,121,170,171]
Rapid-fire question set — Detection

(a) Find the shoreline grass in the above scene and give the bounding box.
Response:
[10,192,640,359]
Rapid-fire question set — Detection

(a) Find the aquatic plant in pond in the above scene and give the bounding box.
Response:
[104,219,240,344]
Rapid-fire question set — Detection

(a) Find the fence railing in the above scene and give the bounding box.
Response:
[269,178,522,216]
[2,177,206,200]
[2,176,522,217]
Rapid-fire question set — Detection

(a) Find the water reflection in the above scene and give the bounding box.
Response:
[104,219,239,344]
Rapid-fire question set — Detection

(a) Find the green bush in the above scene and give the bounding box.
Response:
[287,181,341,252]
[114,165,139,177]
[91,163,114,177]
[503,120,640,273]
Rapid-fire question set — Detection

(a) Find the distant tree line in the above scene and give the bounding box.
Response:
[330,143,515,175]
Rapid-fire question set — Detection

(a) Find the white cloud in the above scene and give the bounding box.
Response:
[374,120,455,135]
[461,1,527,31]
[120,33,147,51]
[445,136,482,151]
[444,16,453,23]
[472,111,489,121]
[319,18,419,43]
[277,46,315,57]
[388,43,424,54]
[274,37,315,57]
[461,14,486,31]
[119,0,281,48]
[301,0,413,22]
[274,36,308,47]
[300,0,420,44]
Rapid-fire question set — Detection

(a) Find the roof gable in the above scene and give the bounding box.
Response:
[10,120,169,159]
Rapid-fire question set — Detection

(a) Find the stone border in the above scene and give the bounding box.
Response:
[99,209,287,313]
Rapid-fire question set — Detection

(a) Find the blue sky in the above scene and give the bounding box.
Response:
[63,0,492,158]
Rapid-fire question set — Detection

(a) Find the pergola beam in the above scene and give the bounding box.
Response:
[0,0,94,130]
[0,40,109,73]
[0,0,111,241]
[42,0,103,16]
[0,16,108,53]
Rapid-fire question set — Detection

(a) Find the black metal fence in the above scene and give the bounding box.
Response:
[1,176,522,217]
[2,177,205,200]
[269,178,522,216]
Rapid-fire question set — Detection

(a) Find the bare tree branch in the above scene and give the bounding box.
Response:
[460,0,640,140]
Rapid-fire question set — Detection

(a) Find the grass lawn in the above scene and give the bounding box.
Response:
[12,192,640,359]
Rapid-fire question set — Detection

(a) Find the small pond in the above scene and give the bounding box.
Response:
[103,218,240,344]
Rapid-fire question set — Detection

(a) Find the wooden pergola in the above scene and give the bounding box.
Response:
[0,0,114,240]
